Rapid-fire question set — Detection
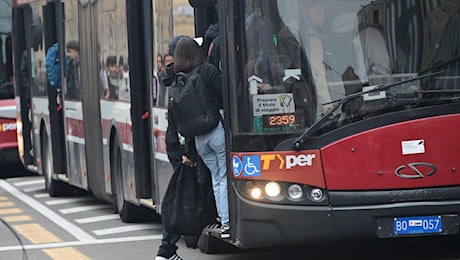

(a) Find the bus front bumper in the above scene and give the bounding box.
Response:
[232,188,460,249]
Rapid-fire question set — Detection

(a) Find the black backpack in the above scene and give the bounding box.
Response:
[168,66,220,138]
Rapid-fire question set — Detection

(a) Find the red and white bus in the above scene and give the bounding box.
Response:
[0,97,17,165]
[12,0,460,253]
[0,1,16,167]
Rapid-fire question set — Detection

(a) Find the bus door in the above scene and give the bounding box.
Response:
[58,0,89,188]
[77,1,108,201]
[150,0,213,210]
[42,1,68,178]
[125,0,155,202]
[12,4,42,167]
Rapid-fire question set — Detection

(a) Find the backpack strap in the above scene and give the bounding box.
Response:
[218,110,224,128]
[192,64,225,127]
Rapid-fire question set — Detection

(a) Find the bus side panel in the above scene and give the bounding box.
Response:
[152,106,174,211]
[322,114,460,190]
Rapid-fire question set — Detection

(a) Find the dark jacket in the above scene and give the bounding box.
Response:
[163,62,197,162]
[162,62,176,87]
[204,23,220,70]
[66,61,80,99]
[163,62,181,151]
[196,63,223,110]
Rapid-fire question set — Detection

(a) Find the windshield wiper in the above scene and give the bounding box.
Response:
[292,71,444,150]
[417,89,460,94]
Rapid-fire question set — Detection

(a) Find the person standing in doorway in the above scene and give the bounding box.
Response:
[173,37,230,239]
[65,40,80,99]
[155,35,192,260]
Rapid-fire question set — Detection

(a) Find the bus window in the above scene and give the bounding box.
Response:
[236,1,317,137]
[153,0,196,107]
[0,82,13,100]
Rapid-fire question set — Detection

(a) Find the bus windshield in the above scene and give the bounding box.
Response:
[228,0,460,151]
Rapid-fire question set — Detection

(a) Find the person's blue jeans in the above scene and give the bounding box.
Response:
[195,117,229,229]
[158,229,180,257]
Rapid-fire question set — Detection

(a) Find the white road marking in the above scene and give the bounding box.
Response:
[14,179,45,186]
[45,197,94,206]
[60,205,112,214]
[23,187,45,193]
[0,180,95,241]
[0,235,162,252]
[75,214,120,224]
[34,193,49,198]
[93,224,162,236]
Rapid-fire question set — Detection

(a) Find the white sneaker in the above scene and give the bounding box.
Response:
[221,226,230,239]
[155,254,182,260]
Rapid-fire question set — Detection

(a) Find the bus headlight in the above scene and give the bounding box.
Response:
[235,179,328,205]
[287,184,303,200]
[310,188,324,201]
[250,187,263,200]
[265,182,281,198]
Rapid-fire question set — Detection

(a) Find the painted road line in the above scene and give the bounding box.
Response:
[0,201,15,207]
[14,179,45,186]
[0,180,95,241]
[93,224,162,236]
[12,223,62,244]
[23,187,45,193]
[0,196,7,201]
[4,215,32,222]
[34,193,49,198]
[59,205,112,214]
[0,208,23,215]
[43,247,89,259]
[75,214,120,224]
[0,235,162,252]
[45,197,94,206]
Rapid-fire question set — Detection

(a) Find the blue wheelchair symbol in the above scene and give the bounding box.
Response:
[243,156,261,177]
[232,156,243,177]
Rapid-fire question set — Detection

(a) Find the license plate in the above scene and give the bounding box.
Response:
[394,215,442,235]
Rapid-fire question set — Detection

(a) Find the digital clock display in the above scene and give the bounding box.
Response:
[263,114,296,128]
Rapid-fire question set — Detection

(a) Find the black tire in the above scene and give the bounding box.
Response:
[185,235,199,249]
[42,131,70,197]
[112,137,149,223]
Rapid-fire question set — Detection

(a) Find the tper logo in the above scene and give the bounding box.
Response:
[0,123,17,132]
[260,153,316,170]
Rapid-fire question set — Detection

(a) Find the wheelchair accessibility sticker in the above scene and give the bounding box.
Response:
[242,155,261,177]
[230,151,325,187]
[232,155,243,177]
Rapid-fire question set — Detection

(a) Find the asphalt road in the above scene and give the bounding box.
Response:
[1,163,460,259]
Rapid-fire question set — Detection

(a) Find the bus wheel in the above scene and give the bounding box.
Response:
[41,131,70,197]
[112,138,144,223]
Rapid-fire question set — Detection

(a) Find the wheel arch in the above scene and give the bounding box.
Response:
[109,125,121,193]
[38,117,49,176]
